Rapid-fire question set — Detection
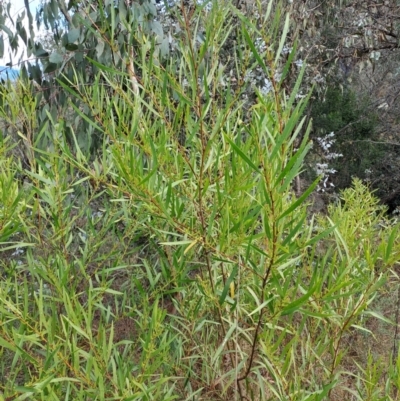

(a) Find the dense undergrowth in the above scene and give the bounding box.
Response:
[0,1,400,400]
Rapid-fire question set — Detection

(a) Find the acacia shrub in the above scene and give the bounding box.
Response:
[0,1,399,400]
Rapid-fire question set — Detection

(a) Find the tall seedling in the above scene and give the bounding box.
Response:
[75,2,329,398]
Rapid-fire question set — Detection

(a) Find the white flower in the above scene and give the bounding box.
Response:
[12,247,24,256]
[255,37,267,52]
[281,45,292,55]
[260,78,273,94]
[294,59,304,68]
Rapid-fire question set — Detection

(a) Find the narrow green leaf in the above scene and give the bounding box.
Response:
[56,77,83,100]
[104,289,123,295]
[224,134,260,173]
[0,242,34,252]
[298,308,333,319]
[363,310,394,325]
[275,14,290,64]
[0,336,16,351]
[287,61,308,110]
[270,105,304,162]
[329,217,350,260]
[280,40,297,83]
[351,324,373,334]
[61,315,89,340]
[159,240,193,246]
[212,322,237,365]
[219,265,238,305]
[281,284,315,316]
[305,225,336,247]
[242,27,267,73]
[50,377,80,383]
[86,56,129,76]
[69,101,104,132]
[278,178,319,221]
[385,226,397,263]
[273,121,307,185]
[282,145,312,189]
[249,297,275,316]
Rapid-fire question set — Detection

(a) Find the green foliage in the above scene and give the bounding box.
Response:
[309,85,381,188]
[0,1,399,401]
[0,139,27,245]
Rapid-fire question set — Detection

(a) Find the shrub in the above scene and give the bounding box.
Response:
[0,1,400,400]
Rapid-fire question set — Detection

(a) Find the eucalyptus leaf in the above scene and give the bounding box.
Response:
[151,20,163,37]
[65,43,79,51]
[44,62,58,74]
[16,21,27,45]
[27,63,42,83]
[49,52,64,64]
[0,23,13,38]
[119,0,128,22]
[68,28,80,43]
[160,37,169,58]
[33,46,49,58]
[96,40,105,57]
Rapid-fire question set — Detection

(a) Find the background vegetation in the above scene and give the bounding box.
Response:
[0,1,400,400]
